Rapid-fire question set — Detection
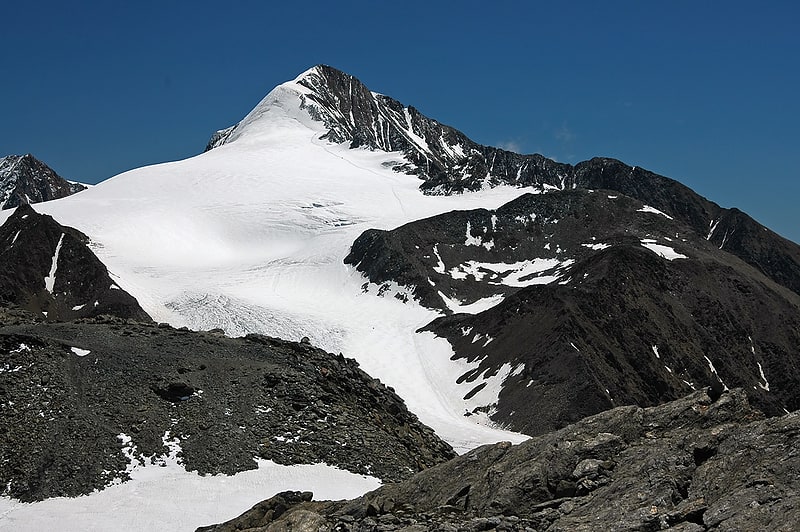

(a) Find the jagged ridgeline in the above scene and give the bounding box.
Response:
[226,66,800,436]
[1,64,797,529]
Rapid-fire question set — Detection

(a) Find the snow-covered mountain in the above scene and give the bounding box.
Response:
[4,64,799,442]
[0,66,537,451]
[0,154,86,210]
[2,64,799,530]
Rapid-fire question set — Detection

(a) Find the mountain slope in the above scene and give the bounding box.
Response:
[0,64,797,529]
[0,154,86,210]
[0,314,454,502]
[346,189,800,434]
[1,65,795,442]
[2,65,797,444]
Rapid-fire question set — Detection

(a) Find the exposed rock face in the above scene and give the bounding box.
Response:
[197,389,800,531]
[204,125,236,152]
[346,189,800,434]
[0,203,151,321]
[0,313,455,502]
[0,154,86,209]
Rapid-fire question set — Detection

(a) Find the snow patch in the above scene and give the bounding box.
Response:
[638,205,673,219]
[704,355,729,391]
[448,257,573,287]
[707,219,720,241]
[757,362,770,392]
[44,233,65,294]
[464,221,494,250]
[640,239,687,260]
[0,457,380,532]
[432,244,446,274]
[70,347,91,357]
[437,291,506,315]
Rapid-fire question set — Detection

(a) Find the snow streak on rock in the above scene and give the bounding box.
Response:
[43,233,64,294]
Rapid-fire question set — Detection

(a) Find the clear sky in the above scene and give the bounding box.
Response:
[2,1,798,242]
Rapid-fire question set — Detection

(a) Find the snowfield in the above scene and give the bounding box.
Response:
[0,458,380,531]
[0,69,528,529]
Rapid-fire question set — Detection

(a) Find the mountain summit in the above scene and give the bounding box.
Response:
[206,65,567,194]
[208,66,800,298]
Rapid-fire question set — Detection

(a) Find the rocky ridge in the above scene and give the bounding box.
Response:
[0,154,86,210]
[0,203,150,321]
[198,388,800,531]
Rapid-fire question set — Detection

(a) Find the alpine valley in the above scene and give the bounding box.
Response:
[1,65,798,531]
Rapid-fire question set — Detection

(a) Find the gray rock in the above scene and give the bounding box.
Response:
[198,389,800,531]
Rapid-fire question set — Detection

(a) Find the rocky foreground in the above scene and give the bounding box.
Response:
[199,388,798,531]
[0,309,455,502]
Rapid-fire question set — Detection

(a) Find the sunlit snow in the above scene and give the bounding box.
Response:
[0,458,379,532]
[70,347,91,357]
[640,239,687,260]
[638,205,673,219]
[448,257,572,287]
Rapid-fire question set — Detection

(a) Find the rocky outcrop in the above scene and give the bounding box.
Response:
[346,189,800,434]
[0,313,455,502]
[198,389,800,531]
[0,154,85,209]
[0,203,151,321]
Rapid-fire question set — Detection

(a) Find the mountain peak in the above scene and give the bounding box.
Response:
[204,65,565,192]
[0,154,86,209]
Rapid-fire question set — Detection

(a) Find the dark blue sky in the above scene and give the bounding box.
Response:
[2,1,798,242]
